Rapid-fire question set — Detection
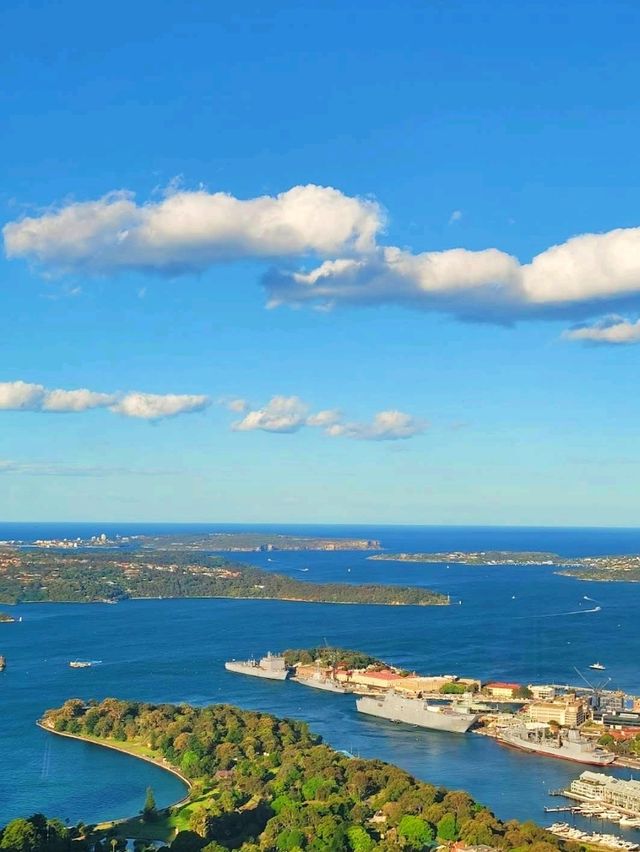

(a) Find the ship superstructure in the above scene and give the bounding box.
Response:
[497,723,615,765]
[356,690,478,733]
[224,652,290,681]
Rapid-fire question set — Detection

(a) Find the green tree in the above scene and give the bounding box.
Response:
[141,787,157,822]
[0,819,39,852]
[437,813,458,842]
[397,815,434,850]
[275,828,305,851]
[346,825,375,851]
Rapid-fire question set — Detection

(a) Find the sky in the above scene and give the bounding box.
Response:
[1,0,639,525]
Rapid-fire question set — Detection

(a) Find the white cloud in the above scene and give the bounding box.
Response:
[0,380,210,420]
[562,316,640,344]
[42,388,116,412]
[326,410,428,441]
[3,185,383,275]
[233,396,310,433]
[448,210,463,224]
[110,392,210,420]
[229,396,425,441]
[306,409,342,427]
[0,381,46,410]
[265,226,640,320]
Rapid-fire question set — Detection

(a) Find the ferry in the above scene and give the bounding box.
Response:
[69,660,93,668]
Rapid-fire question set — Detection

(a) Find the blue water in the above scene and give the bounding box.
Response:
[2,523,640,836]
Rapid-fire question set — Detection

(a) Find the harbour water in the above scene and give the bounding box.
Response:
[2,522,640,835]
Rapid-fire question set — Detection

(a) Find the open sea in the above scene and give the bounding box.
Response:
[2,523,640,836]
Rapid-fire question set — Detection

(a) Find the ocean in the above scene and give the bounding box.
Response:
[2,523,640,835]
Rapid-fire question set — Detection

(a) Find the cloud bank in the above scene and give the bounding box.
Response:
[0,381,210,420]
[7,183,640,331]
[230,395,425,441]
[3,185,382,275]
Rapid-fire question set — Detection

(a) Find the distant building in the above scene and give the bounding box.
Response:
[634,698,640,713]
[529,684,556,701]
[483,682,521,699]
[528,697,588,727]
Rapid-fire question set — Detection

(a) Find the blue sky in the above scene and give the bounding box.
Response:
[1,0,639,524]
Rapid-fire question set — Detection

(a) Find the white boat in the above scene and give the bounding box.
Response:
[69,660,92,668]
[589,662,606,671]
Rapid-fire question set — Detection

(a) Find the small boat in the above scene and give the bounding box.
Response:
[0,655,5,671]
[589,662,606,671]
[69,660,93,668]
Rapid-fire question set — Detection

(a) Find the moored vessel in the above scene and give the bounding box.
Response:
[224,652,290,681]
[497,723,615,765]
[356,690,479,733]
[296,669,348,693]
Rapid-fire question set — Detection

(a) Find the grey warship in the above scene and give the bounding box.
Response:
[356,690,479,733]
[497,723,615,765]
[224,652,290,681]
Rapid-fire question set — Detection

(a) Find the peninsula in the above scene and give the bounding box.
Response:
[0,550,447,606]
[35,697,576,851]
[370,550,640,582]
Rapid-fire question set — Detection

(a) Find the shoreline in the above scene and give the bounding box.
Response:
[37,721,192,821]
[4,593,449,608]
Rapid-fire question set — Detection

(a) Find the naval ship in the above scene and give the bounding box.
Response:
[224,652,290,681]
[296,668,348,694]
[497,723,615,765]
[356,690,479,733]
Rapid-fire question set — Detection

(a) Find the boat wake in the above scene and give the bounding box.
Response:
[515,605,601,620]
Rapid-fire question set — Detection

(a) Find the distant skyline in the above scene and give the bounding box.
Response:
[2,0,640,525]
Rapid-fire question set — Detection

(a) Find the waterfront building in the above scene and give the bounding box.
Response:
[483,682,521,698]
[570,771,640,815]
[529,684,557,701]
[345,669,404,690]
[528,697,588,727]
[633,698,640,714]
[602,711,640,729]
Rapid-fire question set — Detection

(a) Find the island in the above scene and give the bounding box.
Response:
[370,550,640,582]
[0,551,447,607]
[0,611,16,623]
[30,697,577,851]
[369,550,561,565]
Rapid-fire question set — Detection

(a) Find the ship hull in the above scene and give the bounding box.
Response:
[497,736,615,766]
[356,695,478,733]
[224,662,289,681]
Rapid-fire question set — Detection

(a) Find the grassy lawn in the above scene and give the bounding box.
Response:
[96,788,219,844]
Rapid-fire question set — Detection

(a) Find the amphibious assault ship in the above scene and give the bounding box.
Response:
[497,723,615,765]
[224,652,290,681]
[356,690,479,733]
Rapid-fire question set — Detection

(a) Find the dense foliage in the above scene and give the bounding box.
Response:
[283,647,385,669]
[34,699,579,852]
[0,551,447,607]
